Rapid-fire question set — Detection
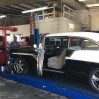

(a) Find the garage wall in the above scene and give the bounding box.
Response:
[78,10,90,25]
[7,24,30,42]
[36,18,81,33]
[90,9,99,31]
[8,17,81,41]
[10,24,30,36]
[72,9,99,31]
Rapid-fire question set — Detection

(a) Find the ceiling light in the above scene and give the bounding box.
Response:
[78,0,87,1]
[0,15,6,18]
[22,6,48,14]
[87,4,99,7]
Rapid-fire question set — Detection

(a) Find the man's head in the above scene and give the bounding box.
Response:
[14,36,17,42]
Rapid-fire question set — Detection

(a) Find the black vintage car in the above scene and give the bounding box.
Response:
[8,32,99,93]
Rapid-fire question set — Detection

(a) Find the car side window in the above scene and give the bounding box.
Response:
[45,37,68,56]
[68,37,98,50]
[45,37,68,48]
[82,39,98,50]
[68,37,82,50]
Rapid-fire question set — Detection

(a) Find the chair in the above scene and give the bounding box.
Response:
[47,48,66,69]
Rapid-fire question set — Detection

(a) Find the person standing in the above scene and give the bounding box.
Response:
[10,36,20,48]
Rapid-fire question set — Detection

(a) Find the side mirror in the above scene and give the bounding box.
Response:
[33,44,37,48]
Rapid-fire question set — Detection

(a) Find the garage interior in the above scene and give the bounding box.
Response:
[0,0,97,40]
[0,0,99,99]
[0,0,98,36]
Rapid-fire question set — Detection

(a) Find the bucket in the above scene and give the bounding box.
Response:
[1,66,8,72]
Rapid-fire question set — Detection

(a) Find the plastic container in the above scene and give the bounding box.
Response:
[1,66,8,72]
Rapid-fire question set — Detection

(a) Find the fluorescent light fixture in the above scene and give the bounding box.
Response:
[87,4,99,7]
[22,6,48,13]
[84,40,88,41]
[0,15,6,18]
[79,0,87,1]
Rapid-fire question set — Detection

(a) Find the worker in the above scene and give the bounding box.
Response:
[25,36,30,46]
[10,36,20,48]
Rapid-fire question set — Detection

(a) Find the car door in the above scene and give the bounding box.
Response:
[66,37,99,73]
[43,36,68,70]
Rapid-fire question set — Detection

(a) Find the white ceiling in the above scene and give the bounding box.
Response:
[82,0,97,4]
[78,0,99,9]
[80,0,99,9]
[61,0,99,11]
[62,0,88,10]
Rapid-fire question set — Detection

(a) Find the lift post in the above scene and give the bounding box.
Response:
[0,26,18,65]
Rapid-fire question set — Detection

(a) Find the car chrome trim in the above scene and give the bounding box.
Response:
[43,69,64,73]
[12,53,37,60]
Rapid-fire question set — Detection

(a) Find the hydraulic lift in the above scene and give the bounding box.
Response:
[0,71,98,99]
[0,26,17,65]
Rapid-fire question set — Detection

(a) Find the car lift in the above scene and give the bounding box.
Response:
[0,26,18,48]
[0,72,98,99]
[0,26,17,65]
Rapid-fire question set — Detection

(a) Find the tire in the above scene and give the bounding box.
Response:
[89,69,99,93]
[13,57,29,75]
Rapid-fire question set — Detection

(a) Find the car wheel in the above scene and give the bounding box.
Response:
[13,57,29,74]
[89,69,99,93]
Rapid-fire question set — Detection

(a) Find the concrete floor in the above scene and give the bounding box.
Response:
[0,77,68,99]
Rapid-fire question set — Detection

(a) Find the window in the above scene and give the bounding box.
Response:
[68,37,98,50]
[45,37,68,48]
[68,37,82,50]
[14,34,22,42]
[82,39,98,50]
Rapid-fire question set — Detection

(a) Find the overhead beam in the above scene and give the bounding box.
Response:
[0,8,21,15]
[9,5,27,10]
[0,0,57,6]
[75,0,89,10]
[1,6,22,12]
[19,4,34,9]
[62,0,89,10]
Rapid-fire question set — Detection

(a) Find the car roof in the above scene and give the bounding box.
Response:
[46,32,99,42]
